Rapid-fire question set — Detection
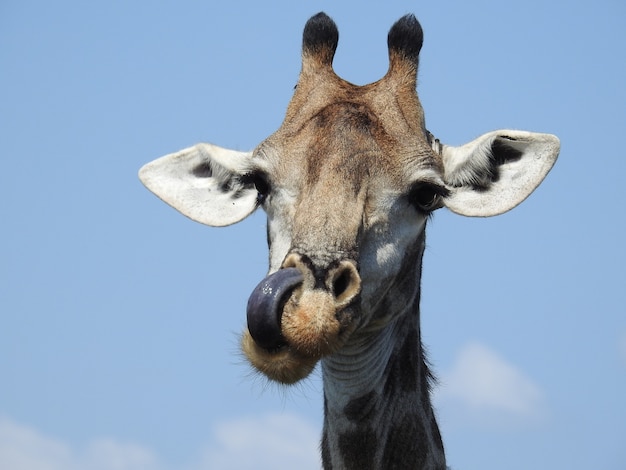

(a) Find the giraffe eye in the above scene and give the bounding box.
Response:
[408,183,448,212]
[243,172,271,204]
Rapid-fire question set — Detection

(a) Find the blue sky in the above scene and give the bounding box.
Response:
[1,1,624,469]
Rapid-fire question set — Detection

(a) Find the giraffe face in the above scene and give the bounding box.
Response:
[238,15,452,383]
[138,13,559,384]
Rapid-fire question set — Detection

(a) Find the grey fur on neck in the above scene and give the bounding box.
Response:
[319,234,446,470]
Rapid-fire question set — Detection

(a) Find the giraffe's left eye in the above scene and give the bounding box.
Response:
[408,183,448,212]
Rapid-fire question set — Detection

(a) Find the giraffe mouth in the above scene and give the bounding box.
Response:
[243,267,358,384]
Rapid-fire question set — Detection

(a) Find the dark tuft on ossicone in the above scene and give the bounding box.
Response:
[387,14,423,66]
[302,12,339,65]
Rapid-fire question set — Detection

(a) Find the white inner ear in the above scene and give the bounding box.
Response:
[441,130,560,217]
[139,143,259,227]
[442,136,497,189]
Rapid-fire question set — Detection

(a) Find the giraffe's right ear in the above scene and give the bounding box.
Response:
[139,143,259,227]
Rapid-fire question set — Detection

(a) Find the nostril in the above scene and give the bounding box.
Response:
[332,270,350,298]
[330,261,361,306]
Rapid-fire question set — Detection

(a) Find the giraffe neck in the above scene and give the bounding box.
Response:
[320,312,446,469]
[319,237,446,469]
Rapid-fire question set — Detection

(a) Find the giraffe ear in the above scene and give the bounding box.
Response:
[139,143,259,226]
[439,130,560,217]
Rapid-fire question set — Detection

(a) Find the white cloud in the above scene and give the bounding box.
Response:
[0,418,73,470]
[0,413,320,470]
[0,417,162,470]
[198,413,321,470]
[81,439,162,470]
[434,341,546,428]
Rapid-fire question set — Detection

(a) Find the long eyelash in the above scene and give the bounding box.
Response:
[430,184,451,198]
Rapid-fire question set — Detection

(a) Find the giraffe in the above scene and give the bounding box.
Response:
[139,13,559,470]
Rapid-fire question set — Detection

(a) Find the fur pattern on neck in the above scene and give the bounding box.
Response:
[319,233,446,470]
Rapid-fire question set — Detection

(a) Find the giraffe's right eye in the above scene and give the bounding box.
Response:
[243,172,271,204]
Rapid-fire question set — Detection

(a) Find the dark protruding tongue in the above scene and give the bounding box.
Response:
[246,268,304,351]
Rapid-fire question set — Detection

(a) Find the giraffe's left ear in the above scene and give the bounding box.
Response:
[438,130,560,217]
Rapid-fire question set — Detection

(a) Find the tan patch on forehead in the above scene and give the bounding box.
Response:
[302,101,382,186]
[275,77,441,181]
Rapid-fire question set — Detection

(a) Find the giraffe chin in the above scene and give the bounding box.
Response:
[241,330,319,384]
[242,289,355,384]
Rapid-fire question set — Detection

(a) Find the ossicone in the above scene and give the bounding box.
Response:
[302,12,339,68]
[387,14,423,72]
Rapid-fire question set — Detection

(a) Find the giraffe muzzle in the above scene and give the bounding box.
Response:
[243,257,362,383]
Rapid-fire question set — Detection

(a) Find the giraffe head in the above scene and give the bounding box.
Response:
[139,13,559,384]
